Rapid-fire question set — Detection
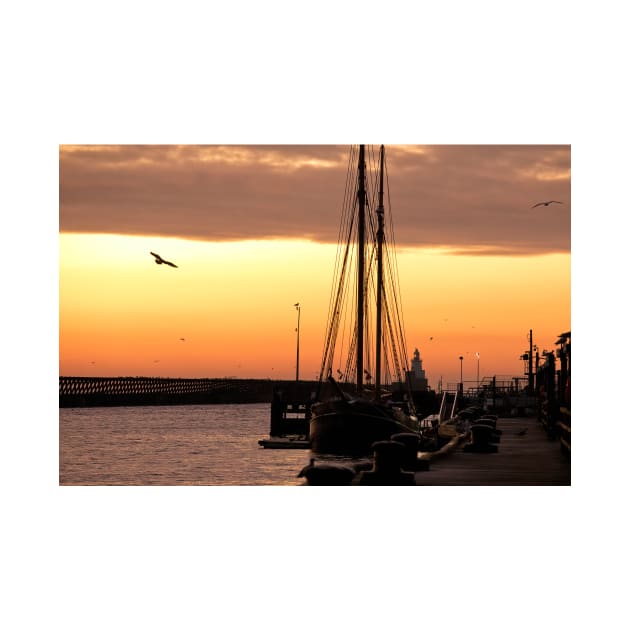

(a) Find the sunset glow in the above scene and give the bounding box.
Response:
[59,231,570,388]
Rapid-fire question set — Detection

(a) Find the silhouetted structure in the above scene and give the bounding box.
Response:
[535,330,570,455]
[59,376,320,408]
[297,458,356,485]
[310,145,420,455]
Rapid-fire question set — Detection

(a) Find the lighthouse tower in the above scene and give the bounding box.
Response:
[408,348,428,391]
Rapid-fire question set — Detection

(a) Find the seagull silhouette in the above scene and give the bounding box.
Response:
[150,252,178,267]
[531,200,563,208]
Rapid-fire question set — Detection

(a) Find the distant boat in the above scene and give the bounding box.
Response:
[309,145,420,455]
[258,437,310,449]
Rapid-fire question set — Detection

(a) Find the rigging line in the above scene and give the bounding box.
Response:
[383,260,415,411]
[382,240,408,372]
[383,170,408,378]
[367,147,403,388]
[386,249,410,375]
[341,258,358,384]
[325,145,356,336]
[384,156,412,370]
[324,147,356,331]
[331,241,355,380]
[319,200,356,382]
[334,243,349,380]
[325,216,359,383]
[387,247,406,378]
[339,236,358,382]
[381,289,403,381]
[320,234,353,381]
[383,341,392,385]
[364,268,373,379]
[337,266,353,382]
[320,145,358,381]
[344,318,357,383]
[359,149,378,384]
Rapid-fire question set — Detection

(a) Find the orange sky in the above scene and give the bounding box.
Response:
[59,145,570,388]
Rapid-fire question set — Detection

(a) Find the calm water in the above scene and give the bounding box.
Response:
[60,403,352,485]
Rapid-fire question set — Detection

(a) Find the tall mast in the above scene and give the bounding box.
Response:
[356,145,366,393]
[375,145,385,395]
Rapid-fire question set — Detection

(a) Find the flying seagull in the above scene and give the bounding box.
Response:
[150,252,178,268]
[531,200,563,208]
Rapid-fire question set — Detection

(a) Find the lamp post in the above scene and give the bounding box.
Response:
[459,355,463,395]
[476,352,480,389]
[294,303,301,382]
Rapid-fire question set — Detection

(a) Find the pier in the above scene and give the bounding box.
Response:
[413,414,570,485]
[59,376,320,407]
[294,413,571,486]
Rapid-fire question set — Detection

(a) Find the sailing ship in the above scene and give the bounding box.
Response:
[309,145,421,455]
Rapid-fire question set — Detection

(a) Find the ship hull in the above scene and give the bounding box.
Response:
[309,398,419,455]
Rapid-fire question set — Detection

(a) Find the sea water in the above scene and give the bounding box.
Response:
[60,403,329,485]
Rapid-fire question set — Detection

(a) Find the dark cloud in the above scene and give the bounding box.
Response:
[59,144,570,254]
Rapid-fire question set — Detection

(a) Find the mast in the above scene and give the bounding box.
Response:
[356,145,366,393]
[375,145,385,395]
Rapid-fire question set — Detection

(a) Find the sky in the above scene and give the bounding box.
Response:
[59,144,570,388]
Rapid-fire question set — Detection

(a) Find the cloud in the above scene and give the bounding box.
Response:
[59,144,570,254]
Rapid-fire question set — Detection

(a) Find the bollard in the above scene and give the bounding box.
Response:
[357,440,415,485]
[463,422,499,453]
[391,432,421,471]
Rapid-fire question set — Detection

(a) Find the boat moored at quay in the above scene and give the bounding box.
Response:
[308,145,421,456]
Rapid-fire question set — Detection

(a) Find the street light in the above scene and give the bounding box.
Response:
[294,302,301,381]
[476,352,480,388]
[459,355,463,395]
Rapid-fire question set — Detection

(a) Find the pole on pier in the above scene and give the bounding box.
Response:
[528,329,534,392]
[295,303,301,382]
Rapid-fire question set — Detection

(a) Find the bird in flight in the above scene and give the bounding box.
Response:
[531,200,563,208]
[150,252,178,267]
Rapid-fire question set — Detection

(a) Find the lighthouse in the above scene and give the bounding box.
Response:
[408,348,428,391]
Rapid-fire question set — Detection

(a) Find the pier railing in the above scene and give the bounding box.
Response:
[444,377,532,397]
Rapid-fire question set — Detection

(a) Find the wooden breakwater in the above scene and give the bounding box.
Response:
[59,376,321,408]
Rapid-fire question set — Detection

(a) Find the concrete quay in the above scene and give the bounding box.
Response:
[413,415,570,486]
